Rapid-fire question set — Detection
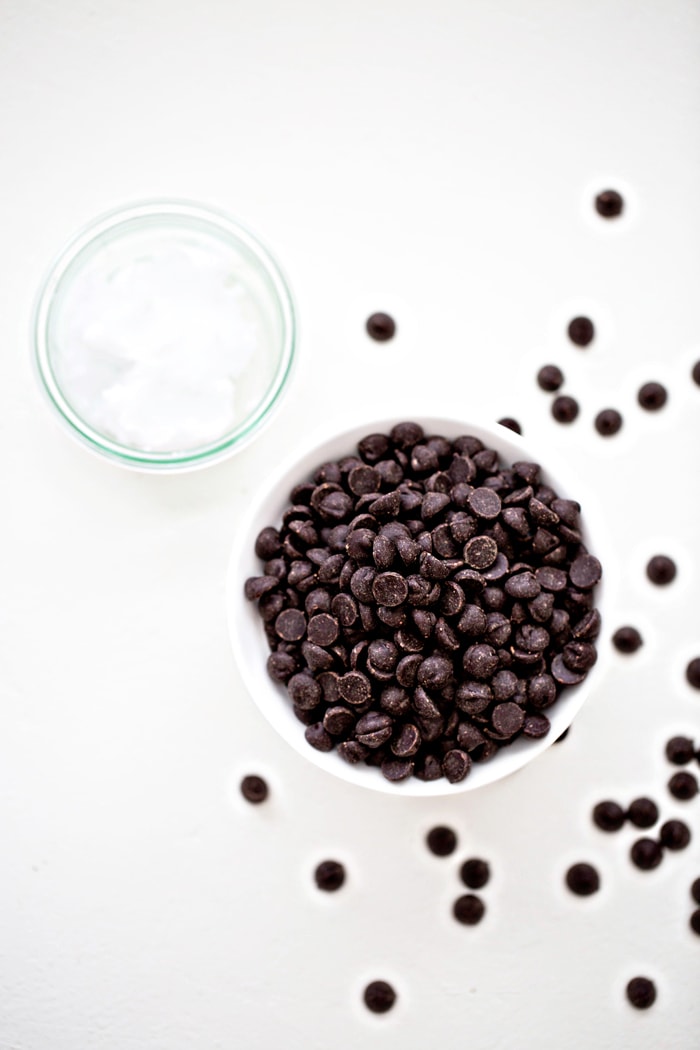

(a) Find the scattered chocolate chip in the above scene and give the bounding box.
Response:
[692,878,700,905]
[690,910,700,936]
[498,417,522,434]
[612,626,643,654]
[453,894,485,925]
[460,858,490,889]
[627,798,659,829]
[668,771,698,801]
[693,361,700,387]
[594,409,622,437]
[363,980,396,1013]
[426,825,458,856]
[686,658,700,689]
[646,555,676,585]
[660,819,691,851]
[593,800,626,832]
[595,189,624,219]
[565,862,600,896]
[314,860,346,891]
[638,382,667,411]
[240,775,268,804]
[552,395,579,423]
[626,976,656,1010]
[365,312,396,342]
[568,316,595,347]
[630,838,663,870]
[666,736,695,765]
[537,364,564,391]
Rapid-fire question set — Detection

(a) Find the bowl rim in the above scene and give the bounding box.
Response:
[227,414,613,796]
[32,198,296,472]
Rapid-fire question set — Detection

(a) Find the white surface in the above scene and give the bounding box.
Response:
[2,1,700,1049]
[229,414,610,795]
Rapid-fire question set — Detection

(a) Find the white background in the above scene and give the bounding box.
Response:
[2,1,700,1047]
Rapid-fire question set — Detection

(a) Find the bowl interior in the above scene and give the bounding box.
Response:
[227,416,608,796]
[34,201,295,470]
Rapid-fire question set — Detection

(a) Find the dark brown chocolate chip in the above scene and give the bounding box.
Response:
[314,860,345,891]
[630,838,663,870]
[390,421,423,449]
[306,613,339,647]
[464,535,498,570]
[692,878,700,905]
[288,673,322,710]
[568,316,595,347]
[595,408,622,436]
[638,382,667,411]
[523,713,551,738]
[535,566,567,592]
[627,797,659,829]
[537,364,564,391]
[416,655,452,690]
[505,572,541,600]
[426,825,457,856]
[422,492,450,520]
[338,671,372,705]
[666,736,695,765]
[348,464,381,495]
[595,189,624,218]
[356,711,393,749]
[442,748,472,783]
[498,417,522,434]
[391,723,421,758]
[337,740,369,764]
[660,819,691,850]
[668,771,698,801]
[693,361,700,386]
[254,526,281,560]
[491,702,524,738]
[453,894,485,925]
[552,395,579,423]
[244,575,279,601]
[323,706,356,736]
[626,977,656,1010]
[686,658,700,689]
[612,626,643,653]
[266,651,297,683]
[381,757,414,781]
[551,654,585,685]
[468,486,502,520]
[363,980,396,1013]
[460,858,490,889]
[593,801,626,832]
[646,554,676,585]
[240,775,268,804]
[275,608,307,642]
[463,644,499,680]
[565,862,600,896]
[569,554,602,590]
[305,722,334,752]
[562,641,597,672]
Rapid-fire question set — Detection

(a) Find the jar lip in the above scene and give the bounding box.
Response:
[32,199,296,472]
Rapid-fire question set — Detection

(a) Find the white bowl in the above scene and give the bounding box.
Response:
[227,416,610,796]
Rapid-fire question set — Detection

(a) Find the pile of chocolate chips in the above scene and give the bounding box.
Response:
[244,423,602,783]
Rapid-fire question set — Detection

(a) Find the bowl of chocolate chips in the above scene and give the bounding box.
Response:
[228,417,607,795]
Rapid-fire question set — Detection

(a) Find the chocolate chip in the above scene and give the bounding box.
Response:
[442,749,472,783]
[463,644,499,680]
[244,575,280,601]
[460,858,490,889]
[646,554,676,585]
[381,757,414,781]
[363,980,396,1013]
[660,819,691,850]
[690,911,700,936]
[468,487,502,520]
[666,736,695,765]
[537,364,564,391]
[266,651,297,683]
[306,613,339,647]
[612,626,643,653]
[356,711,393,748]
[314,860,345,891]
[686,658,700,689]
[422,492,450,520]
[568,316,595,347]
[464,535,498,569]
[528,673,557,708]
[630,838,663,870]
[275,608,307,642]
[498,417,522,434]
[595,408,623,436]
[323,706,355,736]
[562,641,597,672]
[391,723,421,758]
[693,361,700,386]
[626,977,656,1010]
[338,671,372,705]
[305,723,334,752]
[595,189,624,218]
[693,879,700,905]
[426,825,457,856]
[453,894,485,925]
[668,771,698,801]
[569,554,602,590]
[552,395,579,423]
[416,655,452,690]
[551,654,585,685]
[523,713,551,737]
[637,382,667,411]
[565,862,600,896]
[288,673,322,710]
[491,702,524,738]
[627,797,659,829]
[535,566,567,593]
[240,775,268,803]
[593,800,626,832]
[337,740,369,764]
[368,490,401,519]
[391,421,423,449]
